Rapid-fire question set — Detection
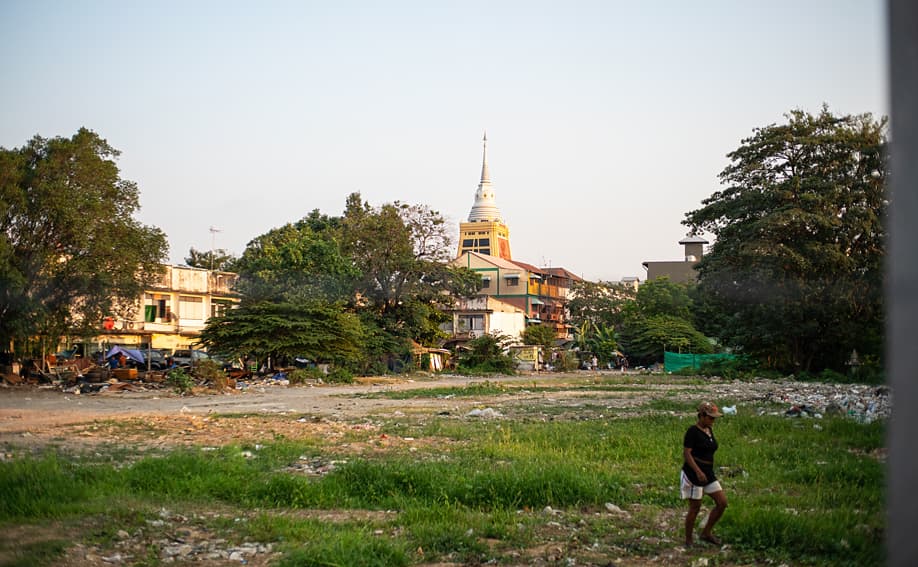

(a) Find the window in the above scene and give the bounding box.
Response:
[178,296,204,320]
[212,300,232,318]
[457,315,485,332]
[144,294,172,321]
[463,239,475,247]
[481,277,491,289]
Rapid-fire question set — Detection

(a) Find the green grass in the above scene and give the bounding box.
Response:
[0,396,885,566]
[355,378,670,400]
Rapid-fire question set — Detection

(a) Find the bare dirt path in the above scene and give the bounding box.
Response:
[0,371,890,451]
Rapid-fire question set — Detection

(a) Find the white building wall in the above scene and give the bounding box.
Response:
[488,311,526,342]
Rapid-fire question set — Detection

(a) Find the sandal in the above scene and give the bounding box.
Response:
[701,534,722,545]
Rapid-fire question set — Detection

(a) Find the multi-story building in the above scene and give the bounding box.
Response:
[642,235,709,283]
[446,135,583,344]
[95,264,238,353]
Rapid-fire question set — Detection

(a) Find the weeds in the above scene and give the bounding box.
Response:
[165,368,194,394]
[0,392,885,566]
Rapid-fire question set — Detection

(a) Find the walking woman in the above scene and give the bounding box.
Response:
[681,401,728,546]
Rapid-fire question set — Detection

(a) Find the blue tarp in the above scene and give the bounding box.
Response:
[105,346,146,364]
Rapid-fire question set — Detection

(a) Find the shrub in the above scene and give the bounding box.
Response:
[166,368,194,394]
[193,359,228,390]
[694,356,764,380]
[287,368,325,384]
[326,367,354,384]
[457,334,516,375]
[552,350,579,372]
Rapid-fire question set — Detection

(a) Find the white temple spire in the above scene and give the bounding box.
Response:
[468,132,502,222]
[480,132,490,183]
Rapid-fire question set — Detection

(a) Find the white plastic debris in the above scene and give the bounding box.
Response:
[466,407,502,418]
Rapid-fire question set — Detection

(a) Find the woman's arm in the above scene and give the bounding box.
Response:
[684,447,708,484]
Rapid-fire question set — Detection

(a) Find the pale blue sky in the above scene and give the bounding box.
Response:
[0,0,888,281]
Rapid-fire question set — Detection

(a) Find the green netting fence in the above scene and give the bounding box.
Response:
[664,351,736,372]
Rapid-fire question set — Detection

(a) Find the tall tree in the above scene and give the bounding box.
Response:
[633,277,693,320]
[567,280,635,329]
[0,128,168,352]
[231,210,356,303]
[184,247,236,272]
[340,192,478,342]
[617,278,708,364]
[683,107,887,372]
[197,300,364,366]
[200,196,478,372]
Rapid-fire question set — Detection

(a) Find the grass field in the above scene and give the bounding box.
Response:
[0,379,885,566]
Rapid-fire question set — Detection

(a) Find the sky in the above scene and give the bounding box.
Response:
[0,0,888,282]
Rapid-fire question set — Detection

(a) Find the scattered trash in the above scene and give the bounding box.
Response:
[466,407,502,419]
[785,404,817,418]
[722,405,737,415]
[769,383,890,423]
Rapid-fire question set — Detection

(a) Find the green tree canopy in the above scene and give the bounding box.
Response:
[0,128,168,352]
[567,280,635,329]
[684,107,887,372]
[231,210,357,303]
[197,300,363,365]
[633,277,693,320]
[620,315,713,361]
[200,194,478,372]
[340,193,478,342]
[184,247,237,272]
[522,324,556,350]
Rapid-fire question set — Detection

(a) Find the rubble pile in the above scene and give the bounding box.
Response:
[1,367,303,394]
[762,382,891,423]
[67,508,279,565]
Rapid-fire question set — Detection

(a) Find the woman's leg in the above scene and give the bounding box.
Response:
[700,490,727,541]
[685,498,703,545]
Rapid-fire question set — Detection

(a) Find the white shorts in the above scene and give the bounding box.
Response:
[680,470,723,500]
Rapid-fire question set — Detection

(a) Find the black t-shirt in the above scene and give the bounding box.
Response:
[682,425,718,485]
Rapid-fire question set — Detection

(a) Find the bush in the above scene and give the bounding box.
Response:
[166,368,194,394]
[287,368,325,384]
[193,359,228,389]
[694,356,765,380]
[552,350,579,372]
[795,366,884,385]
[457,334,516,375]
[326,367,354,384]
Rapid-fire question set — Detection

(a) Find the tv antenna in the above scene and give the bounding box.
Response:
[209,226,222,271]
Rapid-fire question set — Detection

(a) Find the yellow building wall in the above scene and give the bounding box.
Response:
[457,220,512,260]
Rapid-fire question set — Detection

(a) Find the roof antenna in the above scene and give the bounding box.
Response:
[209,226,222,271]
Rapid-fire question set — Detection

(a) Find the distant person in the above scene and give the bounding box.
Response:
[620,356,628,374]
[682,401,728,547]
[591,355,598,370]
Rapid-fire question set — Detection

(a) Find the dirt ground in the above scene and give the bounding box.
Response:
[0,372,889,566]
[0,371,887,451]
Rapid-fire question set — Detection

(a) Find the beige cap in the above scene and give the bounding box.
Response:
[698,402,723,417]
